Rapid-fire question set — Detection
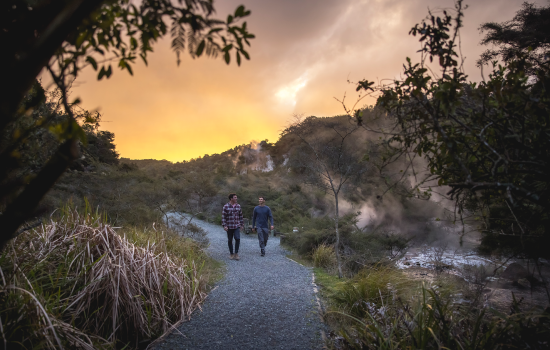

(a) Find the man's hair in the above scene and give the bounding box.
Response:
[259,196,265,201]
[228,193,237,200]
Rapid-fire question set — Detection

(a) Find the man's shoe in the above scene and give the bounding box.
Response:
[234,254,240,260]
[229,254,235,260]
[261,249,265,257]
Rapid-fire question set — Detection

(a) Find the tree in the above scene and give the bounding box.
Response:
[181,173,218,215]
[82,127,120,166]
[139,182,173,226]
[353,0,550,296]
[284,115,367,278]
[0,0,255,250]
[478,2,550,74]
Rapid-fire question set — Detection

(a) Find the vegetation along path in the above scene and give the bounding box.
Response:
[153,216,326,350]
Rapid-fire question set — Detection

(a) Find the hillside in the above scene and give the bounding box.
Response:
[45,114,446,243]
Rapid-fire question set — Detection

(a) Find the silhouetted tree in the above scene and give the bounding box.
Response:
[284,115,367,278]
[478,2,550,74]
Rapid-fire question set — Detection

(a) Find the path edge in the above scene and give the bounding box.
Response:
[285,256,328,348]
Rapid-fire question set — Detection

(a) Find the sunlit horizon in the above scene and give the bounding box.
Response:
[40,0,544,163]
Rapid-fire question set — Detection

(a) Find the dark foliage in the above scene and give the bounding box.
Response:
[356,0,550,259]
[83,128,119,165]
[478,2,550,73]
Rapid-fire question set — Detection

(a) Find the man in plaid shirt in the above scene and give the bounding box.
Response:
[222,193,244,260]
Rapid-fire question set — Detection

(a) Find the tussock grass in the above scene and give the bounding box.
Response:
[330,266,415,320]
[0,206,209,349]
[311,244,336,268]
[336,286,550,350]
[323,266,550,349]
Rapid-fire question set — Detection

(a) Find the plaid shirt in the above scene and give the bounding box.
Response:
[222,202,244,229]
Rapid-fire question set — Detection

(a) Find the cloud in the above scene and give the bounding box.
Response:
[46,0,546,161]
[275,73,308,106]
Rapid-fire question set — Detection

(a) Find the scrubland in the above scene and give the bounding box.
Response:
[5,111,549,349]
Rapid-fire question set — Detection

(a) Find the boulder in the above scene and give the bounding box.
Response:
[500,262,529,282]
[516,278,531,289]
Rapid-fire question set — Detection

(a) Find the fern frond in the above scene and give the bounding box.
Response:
[171,20,186,66]
[187,31,199,58]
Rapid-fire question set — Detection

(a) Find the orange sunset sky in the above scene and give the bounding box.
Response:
[43,0,546,162]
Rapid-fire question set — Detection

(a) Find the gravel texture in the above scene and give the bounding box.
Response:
[152,217,325,350]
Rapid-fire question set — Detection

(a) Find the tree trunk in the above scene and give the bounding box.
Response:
[0,0,104,251]
[334,192,343,278]
[0,139,79,251]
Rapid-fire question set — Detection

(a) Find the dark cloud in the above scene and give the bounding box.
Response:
[61,0,545,161]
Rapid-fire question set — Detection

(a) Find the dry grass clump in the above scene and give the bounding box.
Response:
[0,207,208,349]
[311,244,336,268]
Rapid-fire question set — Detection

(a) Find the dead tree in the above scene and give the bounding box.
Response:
[285,115,367,278]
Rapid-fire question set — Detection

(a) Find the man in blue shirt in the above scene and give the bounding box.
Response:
[252,196,274,257]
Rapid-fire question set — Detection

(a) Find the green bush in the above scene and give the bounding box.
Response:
[282,214,357,255]
[343,228,410,272]
[312,244,336,268]
[282,215,410,276]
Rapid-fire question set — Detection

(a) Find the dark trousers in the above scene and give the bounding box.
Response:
[227,228,240,254]
[257,227,269,250]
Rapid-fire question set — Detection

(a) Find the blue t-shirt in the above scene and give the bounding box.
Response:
[252,206,274,228]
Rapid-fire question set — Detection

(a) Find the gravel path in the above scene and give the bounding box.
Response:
[153,216,325,350]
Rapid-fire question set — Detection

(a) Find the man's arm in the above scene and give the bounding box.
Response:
[221,205,227,227]
[252,207,257,228]
[268,207,274,229]
[238,206,244,228]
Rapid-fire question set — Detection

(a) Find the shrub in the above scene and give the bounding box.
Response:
[285,228,335,256]
[282,215,357,256]
[343,229,410,272]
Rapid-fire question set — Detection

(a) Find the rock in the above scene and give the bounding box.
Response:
[500,262,529,281]
[404,262,411,266]
[435,262,452,269]
[516,278,531,289]
[527,275,543,286]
